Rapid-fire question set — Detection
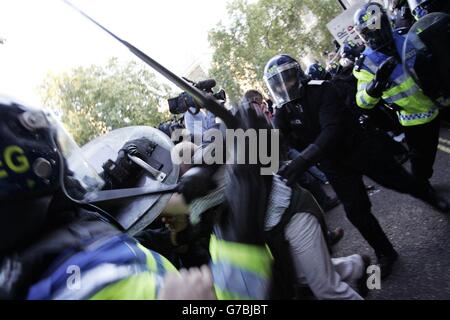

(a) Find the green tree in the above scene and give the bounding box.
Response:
[41,58,173,145]
[208,0,341,104]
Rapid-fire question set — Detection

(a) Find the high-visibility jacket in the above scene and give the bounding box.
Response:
[26,233,272,300]
[353,32,449,126]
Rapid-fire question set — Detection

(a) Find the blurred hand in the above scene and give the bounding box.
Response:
[116,138,156,174]
[277,156,309,187]
[177,166,218,204]
[162,215,189,233]
[158,265,216,300]
[162,215,189,246]
[375,56,397,84]
[102,138,157,188]
[366,56,398,98]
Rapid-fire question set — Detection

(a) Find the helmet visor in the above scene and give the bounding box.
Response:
[46,112,105,200]
[264,62,303,107]
[355,12,393,50]
[407,0,426,11]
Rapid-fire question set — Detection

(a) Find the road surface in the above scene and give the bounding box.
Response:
[325,126,450,299]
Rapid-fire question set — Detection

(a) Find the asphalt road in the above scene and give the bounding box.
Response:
[324,125,450,300]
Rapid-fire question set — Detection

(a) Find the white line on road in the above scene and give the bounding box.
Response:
[439,137,450,146]
[438,144,450,155]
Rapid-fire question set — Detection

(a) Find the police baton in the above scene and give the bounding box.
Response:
[61,0,238,130]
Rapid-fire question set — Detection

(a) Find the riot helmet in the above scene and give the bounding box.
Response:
[342,41,365,61]
[306,63,330,80]
[263,54,308,108]
[327,62,342,77]
[0,96,103,203]
[0,96,179,255]
[407,0,450,20]
[384,0,408,11]
[402,12,450,99]
[0,97,104,254]
[354,2,395,51]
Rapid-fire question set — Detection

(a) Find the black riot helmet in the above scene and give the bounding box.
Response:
[0,97,105,203]
[384,0,409,16]
[306,63,330,80]
[0,96,105,254]
[407,0,450,20]
[0,97,179,254]
[354,2,395,51]
[384,0,408,11]
[263,54,308,108]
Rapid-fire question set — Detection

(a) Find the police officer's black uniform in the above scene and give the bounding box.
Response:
[265,54,447,276]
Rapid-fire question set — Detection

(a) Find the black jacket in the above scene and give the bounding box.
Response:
[273,80,360,164]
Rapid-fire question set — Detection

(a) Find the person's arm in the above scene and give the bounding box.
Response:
[353,56,398,110]
[277,83,347,186]
[205,110,217,130]
[273,108,290,142]
[313,83,348,158]
[184,108,202,136]
[353,67,380,110]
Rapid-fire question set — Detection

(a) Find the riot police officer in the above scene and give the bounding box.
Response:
[265,54,449,278]
[0,97,273,299]
[353,2,450,191]
[384,0,416,34]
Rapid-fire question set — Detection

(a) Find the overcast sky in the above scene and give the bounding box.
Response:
[0,0,231,105]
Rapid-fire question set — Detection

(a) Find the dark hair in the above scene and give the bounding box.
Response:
[243,90,264,103]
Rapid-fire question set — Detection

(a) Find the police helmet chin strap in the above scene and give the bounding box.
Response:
[57,150,182,232]
[54,141,125,231]
[82,184,179,204]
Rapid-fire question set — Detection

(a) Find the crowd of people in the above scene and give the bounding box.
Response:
[0,0,449,300]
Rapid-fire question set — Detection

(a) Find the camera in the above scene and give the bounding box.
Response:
[158,114,185,143]
[167,78,226,115]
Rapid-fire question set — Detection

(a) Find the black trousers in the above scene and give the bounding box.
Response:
[403,116,441,183]
[321,130,432,257]
[441,108,450,125]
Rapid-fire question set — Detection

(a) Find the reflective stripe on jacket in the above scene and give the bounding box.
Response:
[353,33,440,126]
[209,235,273,300]
[27,233,272,300]
[27,234,175,300]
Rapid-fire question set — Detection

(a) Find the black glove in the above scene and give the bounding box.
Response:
[177,166,218,204]
[277,156,309,187]
[366,56,398,98]
[277,144,322,187]
[118,138,157,169]
[102,138,156,188]
[217,105,274,245]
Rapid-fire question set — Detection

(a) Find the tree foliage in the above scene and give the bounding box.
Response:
[40,58,172,145]
[208,0,341,104]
